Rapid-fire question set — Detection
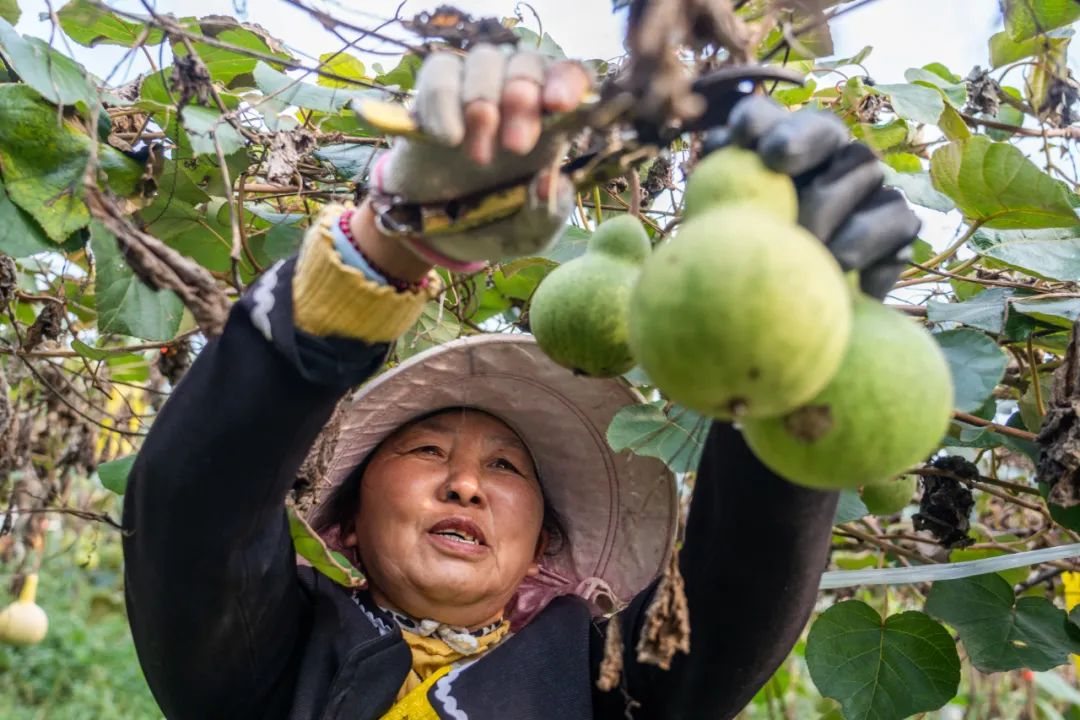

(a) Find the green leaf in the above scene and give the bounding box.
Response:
[89,221,184,341]
[254,61,368,113]
[921,62,962,84]
[317,51,367,88]
[0,0,19,24]
[397,301,461,360]
[71,338,139,360]
[834,490,868,524]
[374,53,421,91]
[0,17,99,106]
[180,106,246,157]
[911,238,934,264]
[97,454,136,495]
[606,402,707,474]
[927,287,1013,335]
[173,26,289,86]
[1012,296,1080,328]
[985,88,1027,140]
[972,226,1080,281]
[852,119,908,151]
[1019,374,1052,432]
[773,78,816,106]
[938,104,972,141]
[501,256,556,278]
[905,67,967,107]
[299,107,378,135]
[513,27,567,59]
[179,150,249,198]
[313,143,381,180]
[287,507,365,588]
[491,261,550,303]
[257,222,303,264]
[1004,0,1080,41]
[813,45,873,72]
[0,84,142,242]
[882,152,922,173]
[930,136,1079,229]
[934,329,1008,413]
[139,197,231,272]
[759,20,833,61]
[542,225,590,264]
[881,166,954,212]
[57,0,164,47]
[926,572,1080,672]
[877,83,944,124]
[105,352,149,382]
[806,601,960,720]
[0,176,52,257]
[990,27,1072,67]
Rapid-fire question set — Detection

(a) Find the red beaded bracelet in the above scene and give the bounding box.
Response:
[337,210,430,293]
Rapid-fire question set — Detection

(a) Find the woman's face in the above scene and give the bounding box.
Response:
[343,409,546,629]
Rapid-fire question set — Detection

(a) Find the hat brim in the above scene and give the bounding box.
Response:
[320,333,677,606]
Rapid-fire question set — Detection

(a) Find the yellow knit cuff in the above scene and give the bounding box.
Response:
[292,206,443,343]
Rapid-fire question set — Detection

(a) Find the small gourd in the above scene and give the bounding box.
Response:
[0,573,49,645]
[530,215,651,377]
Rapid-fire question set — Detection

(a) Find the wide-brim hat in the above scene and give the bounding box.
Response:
[315,333,677,624]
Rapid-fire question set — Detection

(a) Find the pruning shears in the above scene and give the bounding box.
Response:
[350,65,804,238]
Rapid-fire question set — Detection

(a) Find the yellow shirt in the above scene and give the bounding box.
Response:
[379,620,511,720]
[395,620,510,701]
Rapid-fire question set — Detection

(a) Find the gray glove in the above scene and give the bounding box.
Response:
[705,96,921,300]
[372,45,580,270]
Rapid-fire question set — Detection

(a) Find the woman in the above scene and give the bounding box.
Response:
[122,45,920,719]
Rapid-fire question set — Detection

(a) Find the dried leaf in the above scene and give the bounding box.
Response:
[596,617,624,692]
[265,129,316,186]
[635,546,690,670]
[1038,320,1080,507]
[83,180,229,337]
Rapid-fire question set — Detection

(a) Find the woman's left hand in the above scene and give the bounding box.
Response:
[705,96,922,300]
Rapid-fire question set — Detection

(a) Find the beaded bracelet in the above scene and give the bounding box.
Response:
[337,209,430,293]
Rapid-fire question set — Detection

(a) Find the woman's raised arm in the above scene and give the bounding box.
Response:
[122,208,435,718]
[591,422,837,719]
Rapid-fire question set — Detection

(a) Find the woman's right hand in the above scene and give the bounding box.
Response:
[360,44,592,272]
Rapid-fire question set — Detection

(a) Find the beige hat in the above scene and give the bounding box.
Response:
[316,333,677,626]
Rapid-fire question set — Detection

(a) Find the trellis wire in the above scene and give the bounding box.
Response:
[819,543,1080,589]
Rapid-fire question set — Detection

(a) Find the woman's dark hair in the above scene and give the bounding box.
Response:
[309,420,568,560]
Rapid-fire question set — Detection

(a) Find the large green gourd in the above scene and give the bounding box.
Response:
[742,295,954,490]
[629,204,852,419]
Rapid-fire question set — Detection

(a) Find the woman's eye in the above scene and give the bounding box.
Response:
[493,458,520,473]
[414,445,443,456]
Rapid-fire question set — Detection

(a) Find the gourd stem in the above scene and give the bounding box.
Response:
[18,574,38,604]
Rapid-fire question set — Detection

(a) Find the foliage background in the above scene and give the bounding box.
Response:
[3,0,1080,718]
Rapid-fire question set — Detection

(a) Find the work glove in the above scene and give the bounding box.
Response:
[371,45,588,272]
[704,96,921,300]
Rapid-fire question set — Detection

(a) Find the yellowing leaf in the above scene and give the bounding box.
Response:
[317,51,368,88]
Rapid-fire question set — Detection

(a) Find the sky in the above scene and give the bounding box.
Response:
[9,0,1014,263]
[11,0,1004,83]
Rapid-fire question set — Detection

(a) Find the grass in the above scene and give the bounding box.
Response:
[0,525,162,720]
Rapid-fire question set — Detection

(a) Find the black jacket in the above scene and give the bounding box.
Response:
[122,257,839,719]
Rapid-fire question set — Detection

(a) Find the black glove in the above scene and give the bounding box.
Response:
[704,96,921,300]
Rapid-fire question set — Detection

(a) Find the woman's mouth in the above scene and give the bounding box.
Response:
[428,517,489,556]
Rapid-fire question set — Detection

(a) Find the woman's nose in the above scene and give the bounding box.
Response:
[441,470,485,507]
